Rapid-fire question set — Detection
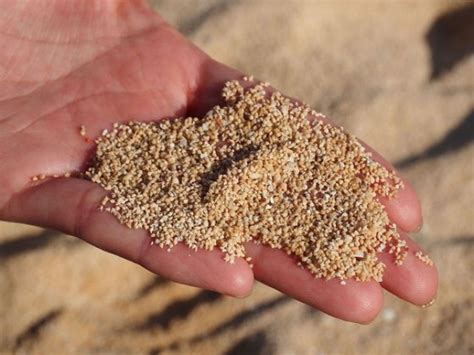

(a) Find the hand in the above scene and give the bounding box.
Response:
[0,0,437,323]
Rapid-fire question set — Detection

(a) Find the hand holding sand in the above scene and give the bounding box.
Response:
[0,0,437,323]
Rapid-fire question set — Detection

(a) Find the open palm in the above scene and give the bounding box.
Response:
[0,0,437,323]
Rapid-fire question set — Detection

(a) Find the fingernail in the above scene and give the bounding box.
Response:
[420,297,436,309]
[414,218,423,233]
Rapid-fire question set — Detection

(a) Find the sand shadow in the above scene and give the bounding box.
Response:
[225,330,272,355]
[396,109,474,168]
[135,290,222,331]
[134,276,170,300]
[0,229,62,260]
[149,295,290,354]
[180,0,239,36]
[426,3,474,80]
[14,309,63,350]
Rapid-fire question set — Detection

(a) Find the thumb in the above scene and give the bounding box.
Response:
[2,177,253,297]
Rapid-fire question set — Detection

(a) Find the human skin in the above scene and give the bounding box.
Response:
[0,0,437,323]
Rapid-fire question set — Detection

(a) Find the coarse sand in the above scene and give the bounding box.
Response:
[85,79,407,282]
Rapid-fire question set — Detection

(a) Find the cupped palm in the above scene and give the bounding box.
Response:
[0,1,437,323]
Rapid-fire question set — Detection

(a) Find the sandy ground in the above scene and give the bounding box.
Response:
[1,1,473,354]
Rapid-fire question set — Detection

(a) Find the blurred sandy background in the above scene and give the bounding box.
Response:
[1,0,473,354]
